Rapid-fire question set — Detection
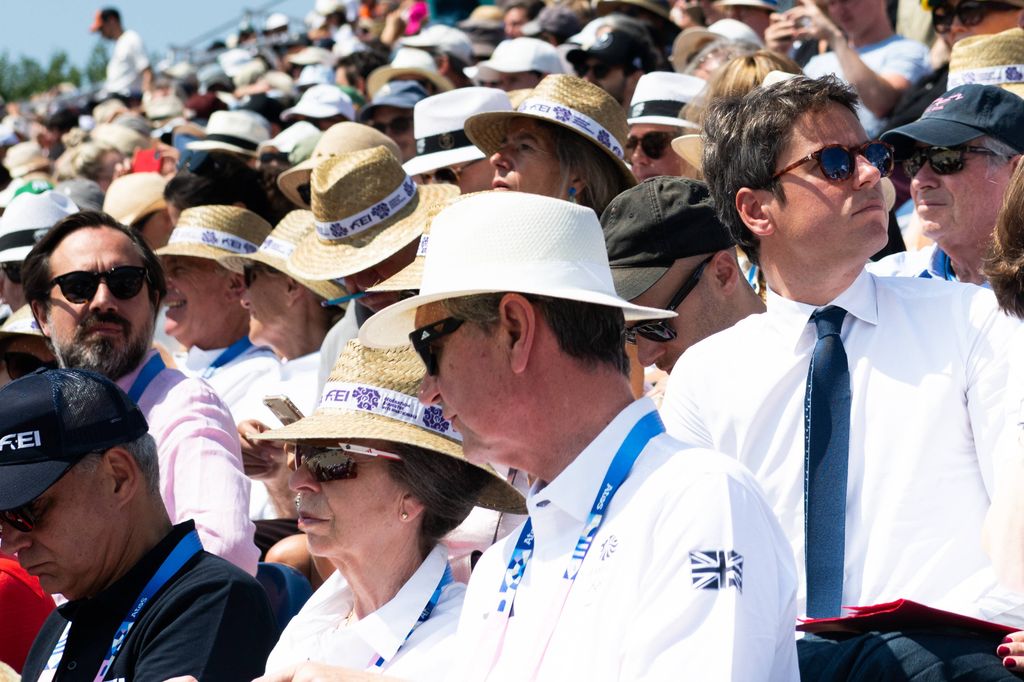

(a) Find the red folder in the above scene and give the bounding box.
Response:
[797,599,1018,636]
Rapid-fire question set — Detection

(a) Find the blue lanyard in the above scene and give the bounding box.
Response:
[201,337,252,379]
[937,250,957,282]
[127,354,166,403]
[371,564,453,668]
[43,530,203,682]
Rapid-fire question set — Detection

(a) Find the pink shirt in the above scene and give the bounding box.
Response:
[117,351,259,575]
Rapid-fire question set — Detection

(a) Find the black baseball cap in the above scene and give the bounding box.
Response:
[567,29,651,72]
[0,368,148,510]
[881,84,1024,159]
[601,177,735,301]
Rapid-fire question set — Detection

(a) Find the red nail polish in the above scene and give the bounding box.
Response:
[1006,636,1015,643]
[998,645,1011,657]
[1006,658,1017,669]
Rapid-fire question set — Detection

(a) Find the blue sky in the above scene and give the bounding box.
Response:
[0,0,317,69]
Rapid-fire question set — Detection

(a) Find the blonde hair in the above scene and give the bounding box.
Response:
[986,161,1024,318]
[683,50,803,124]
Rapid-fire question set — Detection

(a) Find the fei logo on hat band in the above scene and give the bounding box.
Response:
[518,98,625,159]
[169,227,259,254]
[319,380,461,440]
[315,177,417,242]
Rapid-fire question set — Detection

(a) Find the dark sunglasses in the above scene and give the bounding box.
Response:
[297,182,312,205]
[773,141,894,182]
[933,0,1019,32]
[371,116,414,136]
[575,61,614,80]
[259,151,291,165]
[50,266,148,304]
[0,261,21,284]
[626,256,714,345]
[902,145,1006,177]
[292,443,402,483]
[420,160,478,186]
[1,502,39,533]
[409,316,464,375]
[3,352,57,380]
[243,262,281,288]
[625,132,674,160]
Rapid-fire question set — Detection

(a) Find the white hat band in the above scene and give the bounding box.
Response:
[518,97,624,159]
[948,64,1024,89]
[169,227,259,254]
[416,234,429,257]
[319,381,462,441]
[314,177,418,242]
[260,235,296,259]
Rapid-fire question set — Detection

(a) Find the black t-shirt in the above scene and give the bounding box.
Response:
[21,521,277,682]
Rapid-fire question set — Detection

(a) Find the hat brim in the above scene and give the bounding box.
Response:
[368,256,424,293]
[156,243,243,261]
[714,0,777,9]
[0,458,75,509]
[403,146,486,178]
[366,68,454,99]
[278,161,316,209]
[595,0,671,20]
[288,183,460,281]
[186,140,259,157]
[465,110,637,189]
[627,115,700,129]
[282,104,352,122]
[610,264,671,301]
[0,245,33,264]
[219,250,348,301]
[255,408,526,514]
[881,118,988,158]
[671,133,703,169]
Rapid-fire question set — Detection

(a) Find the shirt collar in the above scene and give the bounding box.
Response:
[528,398,659,524]
[765,268,879,352]
[183,344,231,371]
[115,348,160,393]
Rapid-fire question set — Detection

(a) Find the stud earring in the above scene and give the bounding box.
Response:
[401,511,409,520]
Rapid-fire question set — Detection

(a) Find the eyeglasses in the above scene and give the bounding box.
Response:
[0,490,53,534]
[773,141,894,182]
[409,316,464,375]
[243,262,281,288]
[420,160,478,186]
[575,61,614,80]
[625,132,675,160]
[259,151,291,165]
[3,352,57,380]
[297,183,312,205]
[49,266,148,304]
[901,145,1006,177]
[932,0,1019,32]
[625,256,713,345]
[371,115,414,136]
[292,443,402,482]
[0,262,21,284]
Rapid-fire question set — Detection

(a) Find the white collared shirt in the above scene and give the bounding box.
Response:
[662,270,1024,624]
[176,342,282,423]
[265,545,463,680]
[451,398,799,681]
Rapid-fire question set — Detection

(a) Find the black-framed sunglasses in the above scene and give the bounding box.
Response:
[409,316,464,375]
[575,61,614,80]
[625,132,675,160]
[420,160,480,186]
[625,256,714,345]
[259,151,291,165]
[297,182,312,205]
[773,141,894,182]
[292,443,402,483]
[901,145,1006,177]
[1,501,40,533]
[0,261,21,284]
[371,115,414,136]
[3,352,58,380]
[932,0,1019,32]
[243,262,281,288]
[50,266,148,304]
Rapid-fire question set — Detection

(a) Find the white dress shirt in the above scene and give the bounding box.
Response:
[105,29,149,94]
[450,398,799,682]
[176,342,282,423]
[662,270,1024,624]
[265,545,463,681]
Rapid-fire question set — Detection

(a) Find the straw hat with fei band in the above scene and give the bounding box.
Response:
[367,197,456,293]
[287,145,460,282]
[255,339,526,514]
[155,205,273,261]
[948,27,1024,98]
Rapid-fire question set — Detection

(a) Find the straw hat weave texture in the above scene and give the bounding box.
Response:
[948,28,1024,97]
[156,205,273,261]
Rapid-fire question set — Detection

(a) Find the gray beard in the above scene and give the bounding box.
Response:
[51,315,154,381]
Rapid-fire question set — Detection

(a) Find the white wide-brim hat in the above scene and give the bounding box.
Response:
[366,48,455,98]
[0,191,78,263]
[186,110,271,157]
[627,72,705,129]
[358,191,673,348]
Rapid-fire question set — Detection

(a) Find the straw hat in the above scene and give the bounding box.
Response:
[367,197,456,292]
[366,48,455,98]
[464,74,635,187]
[358,191,673,348]
[186,110,271,157]
[3,141,49,179]
[277,122,402,208]
[288,146,459,280]
[256,340,526,514]
[219,209,349,301]
[0,304,44,341]
[156,205,273,261]
[671,19,762,72]
[948,28,1024,98]
[671,133,703,170]
[90,123,150,156]
[103,173,168,227]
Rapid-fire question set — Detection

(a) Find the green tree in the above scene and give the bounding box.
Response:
[85,42,109,85]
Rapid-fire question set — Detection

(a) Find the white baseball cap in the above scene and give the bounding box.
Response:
[465,38,565,83]
[282,84,356,122]
[0,191,78,264]
[402,25,475,65]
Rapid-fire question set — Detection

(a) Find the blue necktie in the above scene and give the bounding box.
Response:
[804,305,851,618]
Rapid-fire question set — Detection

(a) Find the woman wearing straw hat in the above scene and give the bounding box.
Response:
[257,340,524,680]
[464,73,637,214]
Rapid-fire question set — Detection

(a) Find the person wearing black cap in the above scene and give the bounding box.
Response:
[567,28,658,112]
[602,177,765,373]
[871,83,1024,285]
[0,369,277,681]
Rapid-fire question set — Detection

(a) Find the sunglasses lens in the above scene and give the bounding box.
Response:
[1,263,21,284]
[902,155,923,178]
[434,167,459,185]
[864,142,894,177]
[642,133,671,160]
[635,322,676,343]
[106,267,146,299]
[818,146,855,180]
[958,2,986,25]
[930,148,965,174]
[298,183,312,204]
[57,272,99,303]
[297,447,358,482]
[1,508,34,533]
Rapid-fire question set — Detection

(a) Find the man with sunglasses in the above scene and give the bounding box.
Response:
[567,28,657,113]
[359,81,430,162]
[0,368,277,681]
[20,211,261,576]
[663,75,1023,678]
[625,72,705,181]
[872,84,1024,285]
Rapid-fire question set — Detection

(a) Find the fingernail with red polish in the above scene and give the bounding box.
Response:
[1005,657,1017,669]
[998,645,1011,657]
[1005,636,1015,643]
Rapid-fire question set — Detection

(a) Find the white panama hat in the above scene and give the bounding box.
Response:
[186,110,271,157]
[627,72,705,129]
[402,87,512,178]
[358,191,674,348]
[0,191,78,263]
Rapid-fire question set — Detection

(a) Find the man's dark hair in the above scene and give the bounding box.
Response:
[503,0,545,19]
[444,293,629,376]
[337,48,390,92]
[100,8,121,23]
[22,211,167,309]
[164,151,274,222]
[45,108,79,133]
[702,75,859,266]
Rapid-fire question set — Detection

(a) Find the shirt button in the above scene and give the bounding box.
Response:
[535,500,549,507]
[67,662,77,670]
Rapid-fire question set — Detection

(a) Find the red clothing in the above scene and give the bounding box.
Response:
[0,552,54,673]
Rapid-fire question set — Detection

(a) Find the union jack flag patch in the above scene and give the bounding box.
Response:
[689,550,743,592]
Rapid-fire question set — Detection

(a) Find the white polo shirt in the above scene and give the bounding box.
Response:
[176,342,282,423]
[450,398,800,681]
[105,29,149,94]
[662,270,1024,625]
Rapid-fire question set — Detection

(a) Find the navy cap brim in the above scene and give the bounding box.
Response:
[0,457,75,510]
[881,118,986,158]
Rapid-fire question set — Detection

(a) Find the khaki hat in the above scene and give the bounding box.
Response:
[3,142,49,179]
[277,122,402,209]
[156,205,273,261]
[90,123,150,156]
[287,145,460,280]
[366,48,455,99]
[219,209,349,301]
[367,197,456,293]
[464,73,636,187]
[257,340,525,513]
[103,173,168,227]
[948,28,1024,98]
[0,304,44,342]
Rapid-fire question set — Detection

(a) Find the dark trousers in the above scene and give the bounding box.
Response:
[798,630,1017,681]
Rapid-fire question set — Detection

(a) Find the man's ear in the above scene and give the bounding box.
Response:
[706,250,743,297]
[497,293,537,375]
[226,271,247,300]
[735,187,776,239]
[29,300,52,337]
[102,446,142,509]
